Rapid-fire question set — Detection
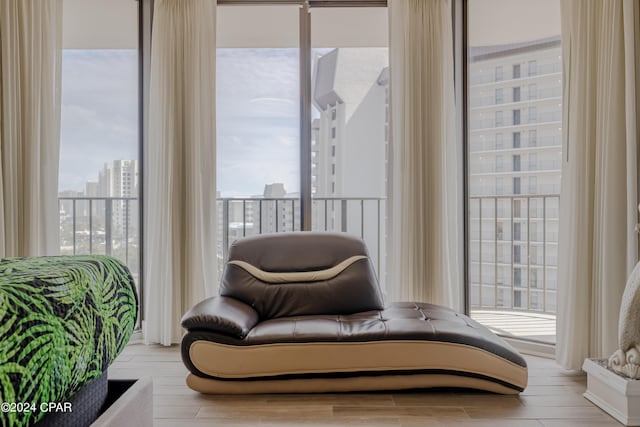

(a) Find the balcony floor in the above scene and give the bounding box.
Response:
[471,310,556,344]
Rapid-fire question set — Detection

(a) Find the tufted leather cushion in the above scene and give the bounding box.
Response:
[219,232,385,319]
[182,302,527,368]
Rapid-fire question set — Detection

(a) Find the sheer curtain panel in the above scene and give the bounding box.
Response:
[144,0,218,345]
[557,0,640,370]
[0,1,62,257]
[387,0,463,311]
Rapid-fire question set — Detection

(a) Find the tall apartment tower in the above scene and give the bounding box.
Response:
[468,36,562,313]
[98,160,139,233]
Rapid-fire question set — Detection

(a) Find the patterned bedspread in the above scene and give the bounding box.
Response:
[0,256,138,427]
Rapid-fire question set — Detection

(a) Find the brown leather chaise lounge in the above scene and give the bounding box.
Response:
[181,232,528,394]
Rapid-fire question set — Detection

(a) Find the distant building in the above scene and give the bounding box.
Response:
[261,183,297,234]
[311,48,388,199]
[97,160,139,234]
[263,183,286,198]
[85,181,99,218]
[468,36,562,313]
[310,48,388,286]
[85,181,98,197]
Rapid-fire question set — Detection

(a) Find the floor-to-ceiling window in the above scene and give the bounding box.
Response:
[467,0,562,343]
[59,0,140,284]
[215,2,389,283]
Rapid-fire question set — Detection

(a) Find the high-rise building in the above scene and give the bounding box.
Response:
[468,36,562,313]
[310,48,389,285]
[98,160,138,198]
[97,160,139,234]
[311,48,388,199]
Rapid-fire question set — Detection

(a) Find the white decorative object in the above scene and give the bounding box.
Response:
[583,359,640,426]
[610,346,640,380]
[583,204,640,425]
[608,203,640,379]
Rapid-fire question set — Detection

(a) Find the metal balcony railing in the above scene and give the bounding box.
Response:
[469,194,560,314]
[217,197,386,279]
[60,194,557,315]
[58,196,139,264]
[59,196,141,328]
[59,196,386,286]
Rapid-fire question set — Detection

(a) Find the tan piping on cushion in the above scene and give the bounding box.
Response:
[228,255,368,283]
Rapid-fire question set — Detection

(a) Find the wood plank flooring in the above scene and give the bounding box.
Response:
[108,344,619,426]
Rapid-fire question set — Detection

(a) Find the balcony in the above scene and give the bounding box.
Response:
[217,197,386,284]
[58,196,140,270]
[59,196,386,288]
[469,194,560,343]
[59,194,558,343]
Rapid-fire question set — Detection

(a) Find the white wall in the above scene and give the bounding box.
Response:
[217,6,387,48]
[63,0,137,49]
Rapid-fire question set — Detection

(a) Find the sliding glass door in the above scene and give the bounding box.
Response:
[467,0,562,343]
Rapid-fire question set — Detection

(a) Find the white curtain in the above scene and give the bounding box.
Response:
[557,0,640,370]
[387,0,463,311]
[144,0,218,345]
[0,1,62,257]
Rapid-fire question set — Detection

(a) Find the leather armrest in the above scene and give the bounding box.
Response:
[181,296,258,339]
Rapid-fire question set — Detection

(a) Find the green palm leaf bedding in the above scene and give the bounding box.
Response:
[0,256,138,427]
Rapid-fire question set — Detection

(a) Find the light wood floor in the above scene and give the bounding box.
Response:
[109,344,619,427]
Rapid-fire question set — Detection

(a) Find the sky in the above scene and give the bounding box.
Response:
[216,48,300,197]
[59,50,138,192]
[59,48,302,197]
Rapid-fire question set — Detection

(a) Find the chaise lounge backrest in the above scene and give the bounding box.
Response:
[219,232,384,319]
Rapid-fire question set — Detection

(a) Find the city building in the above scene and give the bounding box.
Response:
[468,36,562,313]
[311,48,388,199]
[97,159,139,234]
[260,183,299,234]
[311,48,389,284]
